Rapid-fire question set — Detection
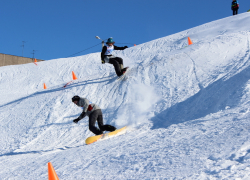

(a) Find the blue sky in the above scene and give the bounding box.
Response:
[0,0,249,60]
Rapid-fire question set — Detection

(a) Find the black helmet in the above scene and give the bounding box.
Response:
[72,95,80,102]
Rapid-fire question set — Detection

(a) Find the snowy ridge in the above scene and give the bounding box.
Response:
[1,13,250,179]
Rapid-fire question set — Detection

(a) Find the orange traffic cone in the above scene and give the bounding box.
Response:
[48,162,60,180]
[43,83,47,89]
[34,58,38,65]
[72,71,77,80]
[188,37,193,45]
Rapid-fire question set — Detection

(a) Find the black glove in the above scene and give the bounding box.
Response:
[124,46,128,49]
[73,118,80,123]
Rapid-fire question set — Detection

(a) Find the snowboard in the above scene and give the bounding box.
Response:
[85,126,127,145]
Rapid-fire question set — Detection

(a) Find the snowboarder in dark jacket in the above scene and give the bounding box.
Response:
[101,38,128,77]
[72,95,116,135]
[231,0,239,15]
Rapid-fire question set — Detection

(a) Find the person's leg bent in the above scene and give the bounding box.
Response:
[95,109,104,130]
[95,109,116,132]
[108,58,123,76]
[114,57,123,65]
[89,110,103,135]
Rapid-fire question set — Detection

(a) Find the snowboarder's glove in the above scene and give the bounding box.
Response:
[73,118,80,124]
[102,60,105,64]
[124,46,128,49]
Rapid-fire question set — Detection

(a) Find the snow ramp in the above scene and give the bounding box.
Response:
[1,13,250,179]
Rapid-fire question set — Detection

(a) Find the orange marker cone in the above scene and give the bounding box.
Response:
[34,58,38,65]
[48,162,60,180]
[134,44,136,46]
[72,71,77,80]
[188,37,193,45]
[43,83,47,89]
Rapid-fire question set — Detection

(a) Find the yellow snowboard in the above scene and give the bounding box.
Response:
[85,126,127,145]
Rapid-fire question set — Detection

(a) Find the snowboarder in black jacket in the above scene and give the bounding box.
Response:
[101,38,128,77]
[231,0,239,15]
[72,95,116,135]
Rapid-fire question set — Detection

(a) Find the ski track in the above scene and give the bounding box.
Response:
[1,13,250,179]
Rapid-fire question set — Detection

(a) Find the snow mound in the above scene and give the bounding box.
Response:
[1,13,250,179]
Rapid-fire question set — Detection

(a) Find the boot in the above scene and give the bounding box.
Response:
[121,67,128,73]
[104,125,116,132]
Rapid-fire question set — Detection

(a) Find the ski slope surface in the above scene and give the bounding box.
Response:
[1,13,250,179]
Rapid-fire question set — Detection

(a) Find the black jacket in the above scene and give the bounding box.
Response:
[101,45,127,60]
[231,1,239,9]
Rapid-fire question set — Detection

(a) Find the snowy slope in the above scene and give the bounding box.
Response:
[1,13,250,179]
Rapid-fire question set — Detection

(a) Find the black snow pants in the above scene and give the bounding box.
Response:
[89,109,116,135]
[233,8,238,15]
[108,57,124,76]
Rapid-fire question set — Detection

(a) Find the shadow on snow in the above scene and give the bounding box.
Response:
[151,60,250,129]
[0,74,117,109]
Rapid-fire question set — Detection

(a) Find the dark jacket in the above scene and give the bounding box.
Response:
[101,45,127,61]
[232,1,239,10]
[76,98,101,120]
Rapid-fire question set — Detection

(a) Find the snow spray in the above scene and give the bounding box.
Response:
[115,83,160,127]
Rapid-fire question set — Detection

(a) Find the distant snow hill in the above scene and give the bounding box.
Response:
[0,13,250,179]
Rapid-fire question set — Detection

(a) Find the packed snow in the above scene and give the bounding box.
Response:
[1,13,250,179]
